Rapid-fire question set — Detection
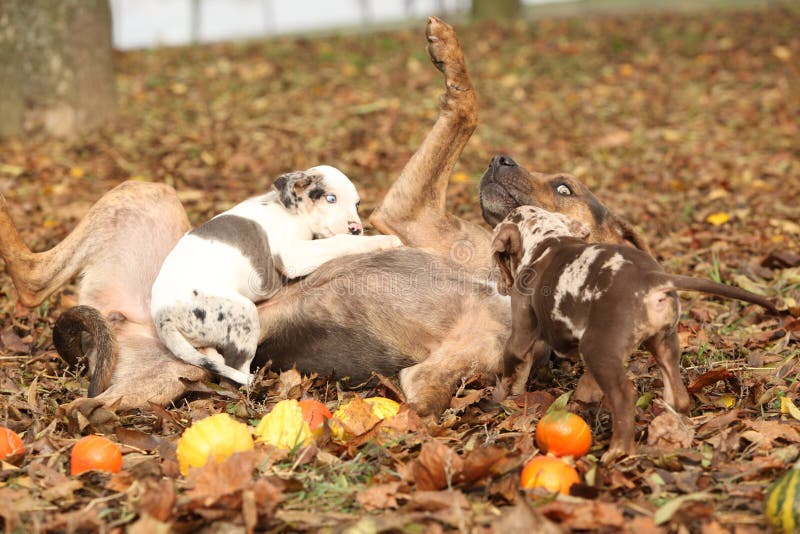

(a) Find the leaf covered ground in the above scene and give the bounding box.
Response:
[1,4,799,532]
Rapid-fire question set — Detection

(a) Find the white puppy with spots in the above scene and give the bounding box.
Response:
[150,165,402,385]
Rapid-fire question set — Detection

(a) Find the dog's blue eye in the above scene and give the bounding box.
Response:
[555,184,572,196]
[325,194,337,203]
[356,201,361,210]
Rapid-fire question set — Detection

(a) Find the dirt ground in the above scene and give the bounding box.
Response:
[1,4,799,532]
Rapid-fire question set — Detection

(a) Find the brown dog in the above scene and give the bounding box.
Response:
[0,18,648,417]
[492,206,776,460]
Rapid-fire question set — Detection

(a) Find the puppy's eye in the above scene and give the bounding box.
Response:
[325,194,337,203]
[555,184,572,196]
[356,201,361,210]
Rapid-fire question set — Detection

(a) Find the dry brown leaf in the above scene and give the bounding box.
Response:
[407,489,469,512]
[647,410,695,449]
[539,500,626,530]
[356,481,404,511]
[137,478,176,522]
[741,420,800,450]
[412,440,464,491]
[186,451,258,506]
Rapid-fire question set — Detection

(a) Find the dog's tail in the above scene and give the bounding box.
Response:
[53,305,119,397]
[154,318,252,385]
[658,274,777,313]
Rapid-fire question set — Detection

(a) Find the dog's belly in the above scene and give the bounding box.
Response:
[254,247,505,383]
[255,320,415,382]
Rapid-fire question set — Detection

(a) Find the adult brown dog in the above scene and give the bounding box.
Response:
[492,206,776,460]
[0,18,647,417]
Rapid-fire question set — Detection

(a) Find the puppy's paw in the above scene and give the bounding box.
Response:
[371,234,403,250]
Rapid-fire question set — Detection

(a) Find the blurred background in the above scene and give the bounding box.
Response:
[111,0,774,49]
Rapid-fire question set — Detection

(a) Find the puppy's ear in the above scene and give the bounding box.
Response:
[272,171,312,208]
[492,223,522,296]
[566,218,591,240]
[609,213,651,254]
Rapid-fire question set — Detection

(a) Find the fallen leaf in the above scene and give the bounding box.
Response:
[412,440,464,491]
[654,492,714,525]
[356,481,403,511]
[705,212,730,226]
[647,410,695,449]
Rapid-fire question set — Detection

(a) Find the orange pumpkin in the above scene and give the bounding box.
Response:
[70,435,122,475]
[520,455,580,494]
[299,399,332,433]
[0,427,24,460]
[536,410,591,458]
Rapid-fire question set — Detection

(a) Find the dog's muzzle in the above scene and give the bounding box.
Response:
[348,222,363,235]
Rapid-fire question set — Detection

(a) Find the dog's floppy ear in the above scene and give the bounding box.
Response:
[609,212,651,255]
[559,214,591,241]
[273,171,313,208]
[492,223,523,296]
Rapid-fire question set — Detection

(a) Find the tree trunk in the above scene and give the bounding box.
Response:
[472,0,521,21]
[0,0,116,139]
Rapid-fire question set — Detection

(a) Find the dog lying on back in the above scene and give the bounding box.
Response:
[150,165,402,385]
[492,206,776,461]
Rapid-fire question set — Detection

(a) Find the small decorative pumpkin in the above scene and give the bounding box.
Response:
[70,435,123,475]
[765,458,800,533]
[331,396,400,441]
[535,392,591,458]
[254,399,313,450]
[520,455,580,495]
[176,413,254,475]
[0,427,24,460]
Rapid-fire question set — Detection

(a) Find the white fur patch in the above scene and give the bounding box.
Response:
[601,252,629,274]
[552,246,603,338]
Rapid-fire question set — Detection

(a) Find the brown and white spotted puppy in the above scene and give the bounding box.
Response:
[492,206,776,461]
[150,165,401,386]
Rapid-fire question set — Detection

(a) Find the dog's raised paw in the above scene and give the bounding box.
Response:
[425,17,468,88]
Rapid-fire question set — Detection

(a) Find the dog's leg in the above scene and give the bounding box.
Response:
[274,234,401,278]
[369,17,491,269]
[500,294,539,396]
[580,331,637,462]
[399,301,507,416]
[1,181,189,316]
[4,180,192,404]
[645,330,691,414]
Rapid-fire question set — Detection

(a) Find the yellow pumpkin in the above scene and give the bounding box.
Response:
[176,413,254,475]
[254,399,313,450]
[331,396,400,441]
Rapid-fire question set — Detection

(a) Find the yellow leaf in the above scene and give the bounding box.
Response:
[69,166,85,179]
[170,82,188,95]
[42,219,59,229]
[662,129,681,142]
[619,63,634,78]
[200,151,216,166]
[781,396,800,422]
[451,172,470,183]
[705,212,730,226]
[772,46,792,61]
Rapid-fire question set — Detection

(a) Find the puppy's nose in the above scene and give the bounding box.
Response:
[492,155,517,167]
[348,222,363,235]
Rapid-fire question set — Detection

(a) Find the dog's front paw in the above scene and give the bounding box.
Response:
[372,235,403,250]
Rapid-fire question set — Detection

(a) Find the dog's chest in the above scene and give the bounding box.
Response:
[191,214,284,297]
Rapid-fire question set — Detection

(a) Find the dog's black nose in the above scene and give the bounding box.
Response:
[491,155,517,167]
